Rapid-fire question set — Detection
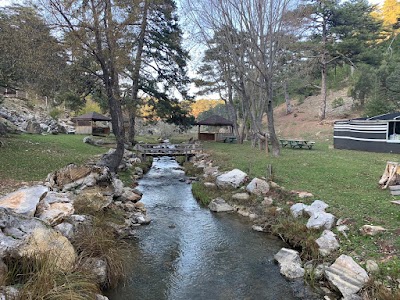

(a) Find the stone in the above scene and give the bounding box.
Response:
[119,187,142,203]
[82,258,108,286]
[252,225,264,232]
[204,166,220,178]
[208,198,234,212]
[269,181,279,188]
[315,230,340,256]
[216,169,248,188]
[96,295,109,300]
[274,248,305,279]
[306,211,335,230]
[237,207,250,217]
[83,136,94,144]
[290,203,307,218]
[246,178,270,195]
[37,202,74,226]
[232,193,250,201]
[261,197,273,206]
[360,225,386,236]
[337,225,350,239]
[325,255,369,298]
[304,200,329,217]
[0,286,19,300]
[203,182,216,188]
[75,187,113,211]
[0,185,48,217]
[112,178,124,198]
[365,260,379,273]
[298,191,313,198]
[54,222,74,240]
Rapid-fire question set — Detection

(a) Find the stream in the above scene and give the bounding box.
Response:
[106,156,315,300]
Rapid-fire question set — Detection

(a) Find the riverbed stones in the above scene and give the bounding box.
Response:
[216,169,248,188]
[359,225,386,236]
[274,248,305,279]
[325,255,369,298]
[204,166,220,178]
[0,185,48,217]
[119,187,142,203]
[208,198,234,212]
[315,230,340,256]
[246,178,270,195]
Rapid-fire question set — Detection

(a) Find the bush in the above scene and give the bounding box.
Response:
[49,108,62,120]
[332,97,344,108]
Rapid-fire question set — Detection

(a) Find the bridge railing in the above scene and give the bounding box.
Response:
[134,143,203,160]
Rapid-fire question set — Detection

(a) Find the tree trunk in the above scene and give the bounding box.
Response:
[284,80,292,115]
[319,59,327,121]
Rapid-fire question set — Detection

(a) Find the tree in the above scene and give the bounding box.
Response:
[47,0,134,173]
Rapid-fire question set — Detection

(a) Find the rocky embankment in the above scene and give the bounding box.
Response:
[0,149,148,299]
[189,152,384,300]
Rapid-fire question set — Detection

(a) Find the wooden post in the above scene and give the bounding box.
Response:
[266,164,273,181]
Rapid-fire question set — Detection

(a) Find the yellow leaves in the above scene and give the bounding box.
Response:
[190,99,224,118]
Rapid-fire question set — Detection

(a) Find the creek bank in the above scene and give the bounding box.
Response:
[187,152,388,300]
[0,148,149,299]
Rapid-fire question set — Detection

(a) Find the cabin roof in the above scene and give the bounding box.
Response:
[367,112,400,120]
[71,112,111,122]
[195,114,233,126]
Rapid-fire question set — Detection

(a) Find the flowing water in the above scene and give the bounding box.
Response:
[107,157,313,300]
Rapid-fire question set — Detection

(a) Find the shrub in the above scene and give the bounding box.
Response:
[49,108,62,120]
[331,97,344,108]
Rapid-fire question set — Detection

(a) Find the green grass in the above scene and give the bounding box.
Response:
[0,134,107,181]
[202,140,400,290]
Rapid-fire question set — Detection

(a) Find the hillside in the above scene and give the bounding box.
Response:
[273,88,359,142]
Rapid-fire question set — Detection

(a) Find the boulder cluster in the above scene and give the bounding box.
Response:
[190,152,380,300]
[0,149,148,299]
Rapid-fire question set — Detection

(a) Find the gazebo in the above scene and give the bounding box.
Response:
[195,114,234,141]
[71,112,111,136]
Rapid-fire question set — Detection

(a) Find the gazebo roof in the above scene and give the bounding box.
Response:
[195,114,233,126]
[71,112,111,122]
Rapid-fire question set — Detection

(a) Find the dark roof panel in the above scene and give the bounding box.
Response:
[368,112,400,120]
[195,114,233,126]
[72,112,111,121]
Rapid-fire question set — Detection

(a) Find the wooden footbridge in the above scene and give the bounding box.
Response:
[134,143,202,161]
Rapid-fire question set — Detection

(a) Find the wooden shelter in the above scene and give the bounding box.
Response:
[71,112,111,136]
[334,112,400,153]
[195,114,234,141]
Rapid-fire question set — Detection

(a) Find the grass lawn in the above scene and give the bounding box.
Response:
[202,141,400,274]
[0,134,107,182]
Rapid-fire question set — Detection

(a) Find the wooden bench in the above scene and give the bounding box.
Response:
[223,136,237,143]
[280,139,315,149]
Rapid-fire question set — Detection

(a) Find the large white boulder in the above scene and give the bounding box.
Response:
[246,178,270,195]
[0,185,48,217]
[208,198,234,212]
[216,169,248,188]
[274,248,305,279]
[290,203,307,218]
[304,200,329,217]
[325,255,369,298]
[306,211,335,230]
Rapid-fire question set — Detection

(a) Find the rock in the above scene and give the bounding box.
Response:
[269,181,279,189]
[325,255,369,298]
[96,295,109,300]
[298,191,313,198]
[232,193,250,201]
[112,178,124,198]
[337,225,350,239]
[0,185,48,217]
[26,120,42,133]
[246,178,270,195]
[204,166,220,178]
[365,260,379,273]
[75,187,113,211]
[37,202,74,226]
[203,182,216,188]
[237,207,250,217]
[81,258,108,286]
[216,169,248,188]
[133,212,151,225]
[134,167,144,177]
[261,197,273,206]
[274,248,305,279]
[0,286,19,300]
[208,198,234,212]
[290,203,307,218]
[360,225,386,236]
[54,222,74,240]
[304,261,329,280]
[83,136,95,144]
[304,200,329,217]
[306,211,335,230]
[315,230,340,256]
[252,225,264,232]
[119,187,142,203]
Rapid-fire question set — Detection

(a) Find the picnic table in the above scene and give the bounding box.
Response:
[279,139,315,149]
[223,136,237,143]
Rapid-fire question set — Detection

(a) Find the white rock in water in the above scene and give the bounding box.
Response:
[274,248,305,279]
[325,255,369,298]
[208,198,234,212]
[216,169,248,188]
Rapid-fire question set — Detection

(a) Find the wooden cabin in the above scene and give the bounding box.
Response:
[334,112,400,153]
[71,112,111,136]
[195,114,235,142]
